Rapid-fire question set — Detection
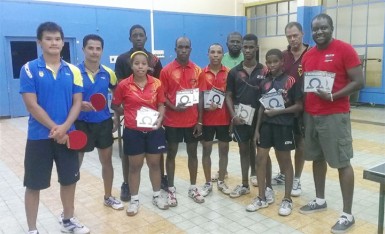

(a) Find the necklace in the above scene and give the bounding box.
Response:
[134,80,147,90]
[85,64,99,74]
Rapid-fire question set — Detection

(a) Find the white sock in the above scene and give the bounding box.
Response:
[342,212,354,222]
[189,185,197,190]
[131,195,139,201]
[218,180,224,184]
[316,197,326,205]
[206,182,212,186]
[153,191,160,197]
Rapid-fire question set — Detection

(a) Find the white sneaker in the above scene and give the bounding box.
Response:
[104,196,124,210]
[61,217,90,234]
[167,187,178,207]
[291,178,302,197]
[246,197,268,212]
[126,200,139,216]
[201,183,213,197]
[229,185,250,198]
[265,187,275,204]
[217,181,231,195]
[188,187,205,203]
[27,230,39,234]
[58,211,64,224]
[250,176,258,187]
[152,196,169,210]
[278,198,293,216]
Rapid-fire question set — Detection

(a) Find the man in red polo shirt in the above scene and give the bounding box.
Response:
[299,13,364,234]
[199,43,232,196]
[160,37,206,206]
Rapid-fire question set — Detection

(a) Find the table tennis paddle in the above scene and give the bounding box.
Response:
[67,130,87,150]
[90,93,106,111]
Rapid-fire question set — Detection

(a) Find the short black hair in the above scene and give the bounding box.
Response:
[175,36,191,47]
[83,34,104,49]
[37,22,64,41]
[266,49,283,60]
[311,13,334,29]
[285,22,303,33]
[129,24,146,37]
[208,43,223,52]
[243,34,258,44]
[227,32,242,41]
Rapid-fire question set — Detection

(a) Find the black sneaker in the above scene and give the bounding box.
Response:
[331,215,355,233]
[120,182,130,202]
[299,200,327,214]
[161,175,169,191]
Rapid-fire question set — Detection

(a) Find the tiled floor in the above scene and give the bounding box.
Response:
[0,105,384,234]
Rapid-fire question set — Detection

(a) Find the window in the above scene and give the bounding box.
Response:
[245,1,296,37]
[10,41,37,79]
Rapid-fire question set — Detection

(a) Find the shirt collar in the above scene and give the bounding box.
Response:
[37,55,68,68]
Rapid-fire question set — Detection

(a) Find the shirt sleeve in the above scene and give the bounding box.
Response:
[156,80,166,104]
[67,63,83,94]
[226,69,235,94]
[114,55,126,80]
[111,82,124,106]
[19,62,36,94]
[153,57,163,78]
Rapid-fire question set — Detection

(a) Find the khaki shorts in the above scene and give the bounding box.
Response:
[304,112,353,168]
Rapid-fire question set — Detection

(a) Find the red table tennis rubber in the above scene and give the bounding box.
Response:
[90,93,106,111]
[67,130,87,150]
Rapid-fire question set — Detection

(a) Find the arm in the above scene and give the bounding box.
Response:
[193,91,204,137]
[50,93,82,143]
[153,103,165,130]
[225,91,244,125]
[22,93,57,130]
[253,105,265,144]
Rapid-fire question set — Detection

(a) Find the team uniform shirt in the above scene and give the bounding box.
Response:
[77,62,117,123]
[19,55,83,140]
[302,39,361,115]
[112,75,165,131]
[226,62,268,110]
[282,44,310,82]
[160,60,205,128]
[260,73,302,125]
[115,48,162,79]
[200,65,231,126]
[222,52,244,69]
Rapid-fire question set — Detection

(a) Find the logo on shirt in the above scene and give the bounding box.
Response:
[324,54,335,62]
[65,72,71,76]
[256,75,265,80]
[24,63,33,78]
[285,141,293,145]
[100,76,106,80]
[38,71,44,78]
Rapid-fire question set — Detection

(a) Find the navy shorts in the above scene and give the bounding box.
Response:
[165,126,203,143]
[75,118,114,152]
[202,125,232,142]
[257,122,295,151]
[123,127,167,156]
[24,139,80,190]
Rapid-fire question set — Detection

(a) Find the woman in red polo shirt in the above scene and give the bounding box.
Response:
[111,51,168,216]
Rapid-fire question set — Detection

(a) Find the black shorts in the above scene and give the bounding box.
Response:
[24,139,80,190]
[123,127,167,156]
[257,123,295,151]
[202,125,232,142]
[75,118,114,152]
[232,124,255,143]
[165,126,203,143]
